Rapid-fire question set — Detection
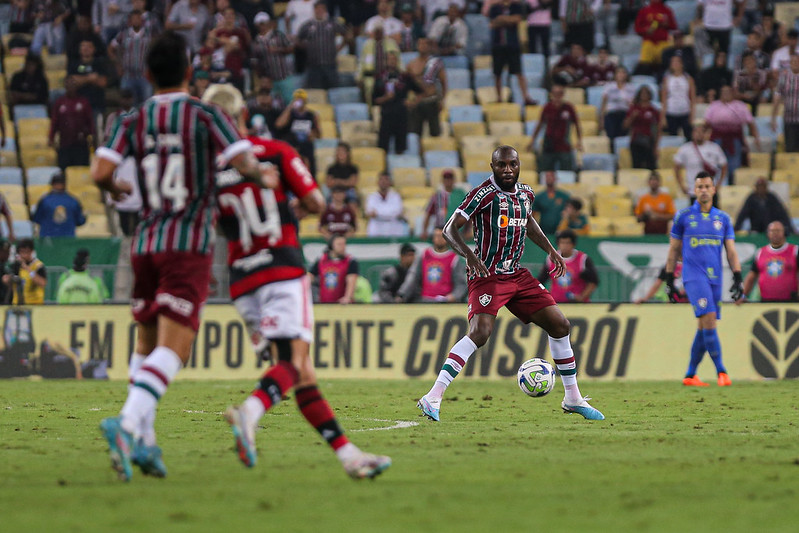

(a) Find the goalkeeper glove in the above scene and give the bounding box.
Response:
[664,272,679,303]
[730,271,744,302]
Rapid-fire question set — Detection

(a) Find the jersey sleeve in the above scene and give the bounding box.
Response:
[670,210,685,239]
[455,185,492,220]
[347,259,360,275]
[724,212,735,240]
[750,249,761,274]
[207,105,252,167]
[276,142,318,198]
[96,112,132,165]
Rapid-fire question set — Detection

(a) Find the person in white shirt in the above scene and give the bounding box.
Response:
[365,0,403,43]
[673,123,729,197]
[365,172,407,237]
[285,0,315,73]
[427,4,468,56]
[696,0,744,55]
[769,29,799,72]
[430,0,465,28]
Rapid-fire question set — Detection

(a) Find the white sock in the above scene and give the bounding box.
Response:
[241,395,266,426]
[120,347,182,436]
[548,335,583,403]
[335,442,361,463]
[127,352,157,445]
[128,353,147,389]
[428,336,478,401]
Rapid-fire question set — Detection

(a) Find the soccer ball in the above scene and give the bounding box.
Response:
[517,358,556,397]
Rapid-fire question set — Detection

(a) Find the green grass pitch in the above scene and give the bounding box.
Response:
[2,379,799,532]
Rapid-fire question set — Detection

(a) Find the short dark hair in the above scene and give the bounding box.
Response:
[147,31,189,89]
[17,238,34,251]
[567,198,583,211]
[556,229,577,244]
[695,170,714,181]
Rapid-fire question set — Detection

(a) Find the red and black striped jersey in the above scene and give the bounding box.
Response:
[456,176,536,276]
[216,137,318,299]
[99,92,250,256]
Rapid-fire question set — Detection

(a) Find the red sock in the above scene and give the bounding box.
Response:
[295,385,349,450]
[253,361,298,412]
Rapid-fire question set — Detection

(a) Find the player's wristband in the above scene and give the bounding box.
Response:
[733,271,743,284]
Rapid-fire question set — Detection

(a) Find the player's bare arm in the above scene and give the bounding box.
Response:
[525,215,566,278]
[230,151,279,188]
[91,156,132,201]
[300,188,325,215]
[443,211,489,278]
[725,238,745,301]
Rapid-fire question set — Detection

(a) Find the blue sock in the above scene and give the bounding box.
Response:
[702,328,727,374]
[687,330,706,377]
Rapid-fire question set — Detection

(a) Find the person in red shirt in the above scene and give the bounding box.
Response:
[529,84,582,171]
[309,234,359,304]
[552,42,591,88]
[208,7,250,92]
[623,85,660,170]
[634,0,677,73]
[589,46,617,85]
[49,75,95,170]
[319,186,357,238]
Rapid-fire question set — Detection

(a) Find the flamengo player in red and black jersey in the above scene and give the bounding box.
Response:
[92,31,275,482]
[204,85,391,480]
[417,146,605,422]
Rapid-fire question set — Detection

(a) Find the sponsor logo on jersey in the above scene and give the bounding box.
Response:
[232,249,275,271]
[498,215,526,228]
[479,293,492,306]
[216,168,243,187]
[689,237,721,247]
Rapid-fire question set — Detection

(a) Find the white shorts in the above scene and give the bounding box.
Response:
[233,276,314,344]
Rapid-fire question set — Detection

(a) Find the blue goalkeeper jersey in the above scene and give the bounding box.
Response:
[670,202,734,285]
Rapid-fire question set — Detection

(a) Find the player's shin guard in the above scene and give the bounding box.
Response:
[242,361,299,422]
[120,347,182,436]
[702,328,727,374]
[429,335,478,399]
[687,330,706,377]
[295,385,350,452]
[549,335,583,403]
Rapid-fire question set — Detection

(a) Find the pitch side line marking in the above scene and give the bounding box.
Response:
[350,419,419,432]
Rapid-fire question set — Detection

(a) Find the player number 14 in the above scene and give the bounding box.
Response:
[142,153,189,211]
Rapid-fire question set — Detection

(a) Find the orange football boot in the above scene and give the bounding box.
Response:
[682,375,710,387]
[717,372,732,386]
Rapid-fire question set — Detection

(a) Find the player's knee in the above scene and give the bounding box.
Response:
[550,317,571,339]
[469,324,492,347]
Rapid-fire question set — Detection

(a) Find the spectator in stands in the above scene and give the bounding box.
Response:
[600,66,635,141]
[212,0,248,29]
[704,84,760,181]
[734,51,768,115]
[735,177,793,234]
[69,39,109,117]
[30,0,70,55]
[427,0,464,23]
[591,46,617,85]
[3,238,47,305]
[297,1,350,90]
[319,187,358,238]
[49,76,95,171]
[760,11,782,56]
[773,55,799,153]
[9,0,35,34]
[374,52,422,154]
[552,42,592,88]
[8,53,49,107]
[285,0,315,74]
[560,0,597,54]
[698,51,732,103]
[661,55,695,140]
[366,0,403,43]
[246,86,282,138]
[557,197,590,235]
[208,7,251,92]
[67,15,107,67]
[191,69,212,98]
[398,4,424,52]
[770,28,799,72]
[696,0,742,55]
[0,193,15,243]
[530,84,582,171]
[525,0,553,60]
[308,234,359,304]
[625,84,661,169]
[532,170,570,234]
[275,88,319,176]
[420,169,456,239]
[398,226,466,303]
[166,0,211,53]
[56,249,108,304]
[489,0,536,105]
[132,0,160,34]
[0,241,12,305]
[673,123,728,197]
[739,30,769,70]
[538,229,599,302]
[365,171,406,237]
[406,37,447,138]
[32,171,86,237]
[635,171,676,234]
[634,0,677,75]
[373,243,416,303]
[92,0,132,44]
[739,221,798,303]
[661,30,698,79]
[251,12,295,105]
[359,24,401,106]
[428,3,468,56]
[325,142,359,204]
[108,10,154,106]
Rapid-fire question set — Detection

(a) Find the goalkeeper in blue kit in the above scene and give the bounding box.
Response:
[664,171,744,386]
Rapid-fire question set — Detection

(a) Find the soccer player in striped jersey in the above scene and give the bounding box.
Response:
[92,31,274,482]
[203,85,391,479]
[417,145,605,421]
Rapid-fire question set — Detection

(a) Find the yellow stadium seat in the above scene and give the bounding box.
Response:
[525,105,543,121]
[76,216,111,238]
[21,148,57,168]
[18,135,49,151]
[360,171,380,188]
[791,198,799,217]
[299,216,321,238]
[574,104,598,122]
[48,69,67,90]
[351,146,386,173]
[460,135,498,155]
[719,185,751,218]
[401,186,435,200]
[657,146,679,169]
[422,136,458,153]
[10,203,29,220]
[579,170,614,188]
[733,168,767,188]
[43,54,66,71]
[519,151,536,172]
[444,89,475,108]
[564,88,585,105]
[489,121,523,137]
[17,118,50,137]
[463,154,489,174]
[339,120,373,139]
[319,120,338,139]
[484,103,522,122]
[336,54,357,73]
[347,132,378,147]
[747,152,771,171]
[391,167,427,188]
[775,152,799,170]
[498,134,530,151]
[560,183,592,199]
[772,169,799,197]
[473,55,492,70]
[518,170,537,186]
[617,168,650,194]
[314,147,337,177]
[582,135,611,154]
[3,55,25,77]
[304,89,328,104]
[756,103,774,118]
[429,167,464,187]
[451,121,486,139]
[476,86,511,105]
[0,149,18,167]
[580,121,599,137]
[65,165,92,188]
[306,103,334,121]
[655,168,682,197]
[616,147,632,169]
[27,184,50,205]
[594,196,633,217]
[594,184,629,198]
[613,216,644,236]
[0,184,24,205]
[588,216,614,236]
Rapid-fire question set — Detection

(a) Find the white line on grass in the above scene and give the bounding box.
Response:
[350,419,419,432]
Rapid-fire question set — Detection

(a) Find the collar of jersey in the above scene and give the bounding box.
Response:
[690,201,716,215]
[151,91,189,102]
[769,242,790,253]
[490,175,517,194]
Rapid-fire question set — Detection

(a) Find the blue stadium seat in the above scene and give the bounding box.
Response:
[556,170,577,184]
[423,150,460,170]
[401,52,419,66]
[581,154,616,172]
[338,73,357,87]
[328,87,362,105]
[405,133,420,156]
[525,120,538,137]
[13,104,48,120]
[473,68,494,89]
[658,136,684,148]
[334,103,370,125]
[387,154,422,171]
[510,76,546,104]
[1,138,17,152]
[667,1,697,32]
[756,116,781,137]
[441,55,468,70]
[26,166,60,185]
[526,88,548,106]
[609,35,643,57]
[631,75,657,86]
[356,35,368,58]
[2,220,34,239]
[620,54,639,73]
[449,105,483,123]
[49,88,66,103]
[613,136,631,153]
[702,52,714,69]
[314,138,339,150]
[447,68,471,89]
[730,34,748,67]
[464,14,491,57]
[467,171,487,188]
[587,86,605,109]
[522,54,545,74]
[0,167,23,185]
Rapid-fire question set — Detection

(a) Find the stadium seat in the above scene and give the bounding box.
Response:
[328,87,362,105]
[720,185,751,218]
[0,149,19,168]
[484,103,521,122]
[747,152,772,173]
[424,150,460,170]
[338,120,373,139]
[299,216,321,238]
[460,135,499,155]
[770,181,790,206]
[733,168,767,188]
[18,135,49,151]
[27,184,50,206]
[421,136,458,153]
[617,169,650,193]
[314,138,339,151]
[586,86,605,110]
[609,34,643,56]
[555,170,577,184]
[405,133,420,156]
[26,166,60,185]
[581,153,616,172]
[616,148,632,169]
[563,88,585,105]
[9,201,29,220]
[447,68,471,90]
[451,121,487,139]
[444,89,475,108]
[580,170,614,189]
[429,167,465,187]
[17,117,50,136]
[336,54,357,73]
[756,103,774,118]
[351,147,386,173]
[314,147,337,176]
[392,167,427,188]
[449,105,484,123]
[613,216,644,236]
[387,154,422,171]
[772,169,799,197]
[775,152,799,171]
[488,121,523,137]
[473,55,492,70]
[594,184,630,198]
[0,167,23,185]
[441,55,469,70]
[464,13,491,56]
[498,134,530,151]
[582,136,611,154]
[667,0,696,31]
[522,54,546,74]
[319,120,338,139]
[0,184,24,207]
[13,104,48,120]
[524,105,543,122]
[76,215,111,237]
[574,104,598,122]
[580,121,599,136]
[335,103,370,125]
[658,136,684,148]
[560,182,592,201]
[303,89,328,104]
[526,88,549,106]
[401,186,435,200]
[467,171,488,188]
[64,165,92,188]
[43,54,67,71]
[306,103,334,121]
[588,216,614,236]
[595,196,633,217]
[473,68,494,89]
[657,147,679,169]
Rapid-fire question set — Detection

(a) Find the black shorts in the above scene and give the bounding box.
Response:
[492,46,522,76]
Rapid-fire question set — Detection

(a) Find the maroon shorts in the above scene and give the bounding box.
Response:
[467,269,556,323]
[131,252,213,331]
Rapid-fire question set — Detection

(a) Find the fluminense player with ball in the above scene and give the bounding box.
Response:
[665,170,743,387]
[416,145,604,422]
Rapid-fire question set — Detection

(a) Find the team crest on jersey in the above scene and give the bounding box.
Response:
[426,265,443,283]
[697,298,708,309]
[767,259,784,277]
[523,197,531,212]
[324,271,340,288]
[713,220,723,231]
[557,272,572,287]
[479,293,492,306]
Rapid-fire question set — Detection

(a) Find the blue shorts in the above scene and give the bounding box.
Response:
[683,280,722,319]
